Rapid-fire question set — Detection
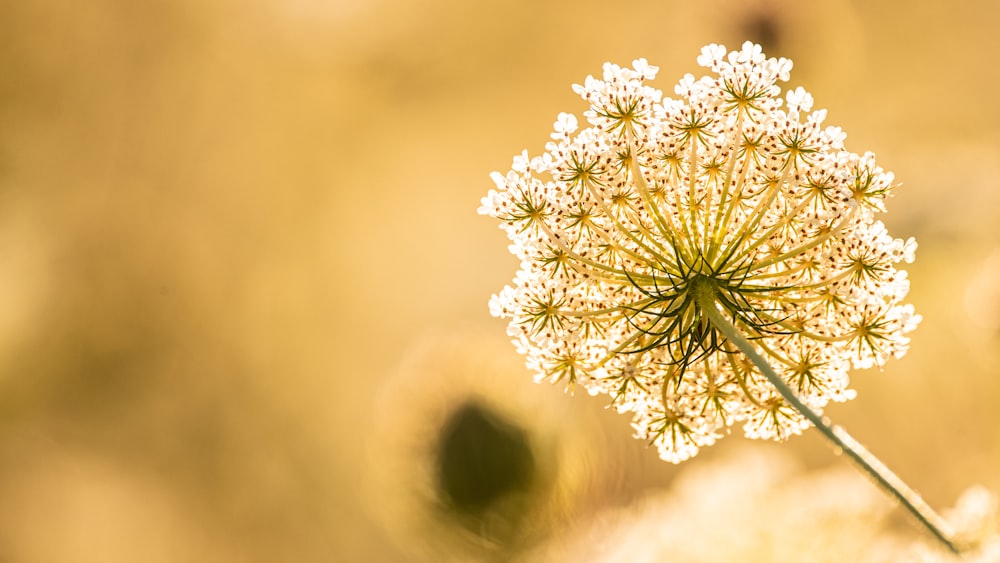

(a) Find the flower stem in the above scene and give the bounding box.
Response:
[695,283,963,555]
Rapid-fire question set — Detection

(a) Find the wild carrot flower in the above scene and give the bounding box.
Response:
[480,42,919,463]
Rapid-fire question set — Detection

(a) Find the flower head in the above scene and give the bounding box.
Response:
[480,42,919,463]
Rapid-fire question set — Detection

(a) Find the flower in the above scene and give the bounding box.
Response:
[524,446,891,563]
[364,328,624,562]
[524,446,1000,563]
[480,42,919,463]
[867,486,1000,563]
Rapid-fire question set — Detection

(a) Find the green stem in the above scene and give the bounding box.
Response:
[695,281,963,555]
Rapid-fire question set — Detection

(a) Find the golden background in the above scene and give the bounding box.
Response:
[0,1,998,561]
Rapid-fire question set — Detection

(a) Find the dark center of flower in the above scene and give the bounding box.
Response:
[435,401,535,517]
[626,263,773,376]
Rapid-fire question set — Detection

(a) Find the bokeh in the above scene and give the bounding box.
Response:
[0,0,998,561]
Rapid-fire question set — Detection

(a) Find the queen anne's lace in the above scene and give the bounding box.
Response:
[480,42,920,463]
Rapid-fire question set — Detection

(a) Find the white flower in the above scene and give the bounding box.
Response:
[785,85,813,115]
[551,112,578,138]
[525,447,1000,563]
[524,446,892,563]
[480,42,919,463]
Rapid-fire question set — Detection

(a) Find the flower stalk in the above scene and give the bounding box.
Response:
[694,278,961,554]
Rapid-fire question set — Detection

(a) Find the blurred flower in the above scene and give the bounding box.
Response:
[869,486,1000,562]
[526,446,889,562]
[708,0,863,76]
[480,42,919,462]
[526,446,1000,563]
[365,327,625,562]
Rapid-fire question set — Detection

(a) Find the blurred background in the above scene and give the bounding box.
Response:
[0,0,998,561]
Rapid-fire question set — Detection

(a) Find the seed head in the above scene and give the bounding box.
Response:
[480,42,920,463]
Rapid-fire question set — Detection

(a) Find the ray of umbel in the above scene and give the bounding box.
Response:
[480,42,961,553]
